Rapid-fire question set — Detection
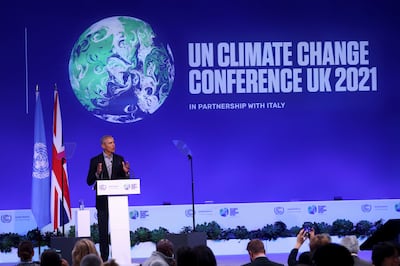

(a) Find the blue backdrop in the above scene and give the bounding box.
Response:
[1,0,399,210]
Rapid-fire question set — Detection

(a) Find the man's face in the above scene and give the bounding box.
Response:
[102,137,115,154]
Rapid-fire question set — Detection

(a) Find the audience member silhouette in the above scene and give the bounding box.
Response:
[309,233,332,256]
[371,241,400,266]
[175,245,216,266]
[71,239,100,266]
[80,254,103,266]
[288,228,314,266]
[40,249,62,266]
[288,229,331,266]
[340,235,373,266]
[176,246,196,266]
[242,239,284,266]
[142,239,176,266]
[17,240,40,266]
[312,243,354,266]
[192,245,217,266]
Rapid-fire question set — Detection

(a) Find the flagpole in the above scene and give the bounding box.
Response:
[37,226,41,256]
[33,84,39,240]
[61,156,65,237]
[34,85,41,254]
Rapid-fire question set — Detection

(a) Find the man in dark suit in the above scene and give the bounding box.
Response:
[242,239,284,266]
[87,135,131,262]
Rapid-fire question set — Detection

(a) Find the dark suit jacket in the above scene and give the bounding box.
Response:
[242,256,284,266]
[288,248,311,266]
[87,153,129,210]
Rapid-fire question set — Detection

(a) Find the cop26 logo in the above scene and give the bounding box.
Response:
[1,214,12,223]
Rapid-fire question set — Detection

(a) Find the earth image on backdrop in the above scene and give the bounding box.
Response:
[69,16,175,123]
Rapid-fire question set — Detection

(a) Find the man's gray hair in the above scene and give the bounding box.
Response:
[340,235,359,254]
[101,135,113,144]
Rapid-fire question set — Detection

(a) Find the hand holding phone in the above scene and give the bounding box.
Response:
[303,222,313,238]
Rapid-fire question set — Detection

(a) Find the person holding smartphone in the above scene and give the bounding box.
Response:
[287,227,315,266]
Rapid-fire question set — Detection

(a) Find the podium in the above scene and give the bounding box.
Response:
[75,209,91,237]
[97,179,140,265]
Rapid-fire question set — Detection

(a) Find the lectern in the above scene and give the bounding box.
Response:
[97,179,140,265]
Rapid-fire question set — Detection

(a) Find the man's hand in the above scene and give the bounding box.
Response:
[96,163,102,176]
[122,161,130,174]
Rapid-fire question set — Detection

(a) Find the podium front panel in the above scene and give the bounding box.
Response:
[108,196,131,265]
[97,179,140,196]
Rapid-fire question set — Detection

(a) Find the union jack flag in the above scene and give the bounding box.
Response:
[50,86,71,231]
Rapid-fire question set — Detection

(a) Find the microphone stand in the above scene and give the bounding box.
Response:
[171,140,196,232]
[188,154,196,231]
[37,226,41,256]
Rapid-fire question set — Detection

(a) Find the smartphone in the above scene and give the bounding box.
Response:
[303,222,313,237]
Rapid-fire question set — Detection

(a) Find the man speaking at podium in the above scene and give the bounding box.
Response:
[87,135,131,262]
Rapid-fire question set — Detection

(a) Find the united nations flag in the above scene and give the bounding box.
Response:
[31,86,51,229]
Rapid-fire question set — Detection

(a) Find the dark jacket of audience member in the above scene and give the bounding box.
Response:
[288,250,311,266]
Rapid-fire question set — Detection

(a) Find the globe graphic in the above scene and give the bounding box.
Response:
[69,16,174,123]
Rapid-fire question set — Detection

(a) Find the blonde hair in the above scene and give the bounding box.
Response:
[71,239,100,266]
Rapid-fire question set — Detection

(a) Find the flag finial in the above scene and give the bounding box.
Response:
[54,83,58,91]
[35,84,39,92]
